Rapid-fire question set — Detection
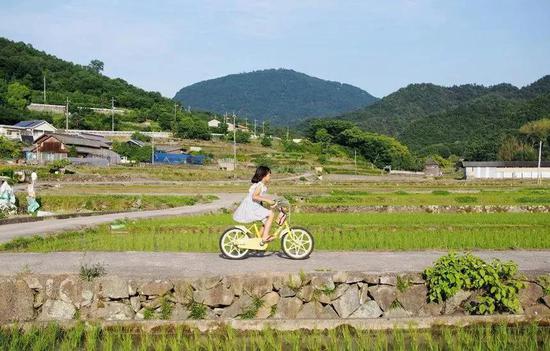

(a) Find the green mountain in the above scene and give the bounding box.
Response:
[338,76,550,158]
[173,69,378,123]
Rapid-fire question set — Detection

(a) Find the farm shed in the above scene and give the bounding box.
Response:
[25,133,120,165]
[461,161,550,179]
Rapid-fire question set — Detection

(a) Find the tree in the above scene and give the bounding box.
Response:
[174,117,211,140]
[497,135,536,161]
[520,118,550,182]
[6,82,31,109]
[0,136,20,159]
[88,59,104,74]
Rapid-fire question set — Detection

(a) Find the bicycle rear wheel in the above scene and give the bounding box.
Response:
[220,227,250,259]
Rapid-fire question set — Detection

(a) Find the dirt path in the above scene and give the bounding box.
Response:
[0,193,242,244]
[0,250,547,278]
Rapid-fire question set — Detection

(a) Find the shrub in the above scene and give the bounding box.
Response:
[260,135,272,147]
[423,252,524,315]
[432,190,450,195]
[131,131,151,142]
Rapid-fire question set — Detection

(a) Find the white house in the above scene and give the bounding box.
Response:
[208,119,221,128]
[462,161,550,179]
[13,120,57,141]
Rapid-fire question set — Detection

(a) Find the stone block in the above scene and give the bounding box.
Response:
[99,276,129,299]
[274,297,303,319]
[443,290,471,314]
[519,282,544,307]
[138,280,174,297]
[369,285,397,311]
[38,300,75,320]
[332,285,360,318]
[92,301,135,320]
[0,279,35,322]
[350,300,383,318]
[193,283,234,307]
[397,284,427,314]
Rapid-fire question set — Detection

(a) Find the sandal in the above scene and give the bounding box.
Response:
[260,235,275,246]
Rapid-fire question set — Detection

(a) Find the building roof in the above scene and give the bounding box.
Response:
[127,139,146,147]
[461,161,550,168]
[14,120,49,128]
[34,133,110,149]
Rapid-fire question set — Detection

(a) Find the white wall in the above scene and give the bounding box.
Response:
[466,167,550,179]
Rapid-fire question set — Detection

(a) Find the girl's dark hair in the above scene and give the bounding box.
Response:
[251,166,271,183]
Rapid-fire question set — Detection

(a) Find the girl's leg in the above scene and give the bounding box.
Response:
[261,210,275,241]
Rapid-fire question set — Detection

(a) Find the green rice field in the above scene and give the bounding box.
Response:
[2,212,548,252]
[0,323,548,351]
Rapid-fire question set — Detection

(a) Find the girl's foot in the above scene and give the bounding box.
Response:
[260,235,275,246]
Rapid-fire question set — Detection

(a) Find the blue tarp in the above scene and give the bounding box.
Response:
[153,152,205,165]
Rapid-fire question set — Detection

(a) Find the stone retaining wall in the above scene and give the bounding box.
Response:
[1,272,548,323]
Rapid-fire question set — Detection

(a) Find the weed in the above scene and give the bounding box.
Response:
[142,308,154,320]
[240,296,264,319]
[455,196,478,204]
[537,274,550,296]
[79,263,106,281]
[396,276,411,293]
[189,302,207,320]
[160,297,173,320]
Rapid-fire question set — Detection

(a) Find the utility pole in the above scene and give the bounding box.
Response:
[174,103,178,124]
[244,118,248,130]
[254,119,257,137]
[111,97,115,132]
[43,75,47,104]
[354,149,357,175]
[538,140,542,184]
[65,97,69,130]
[262,121,265,135]
[151,134,155,165]
[232,113,237,177]
[286,126,289,140]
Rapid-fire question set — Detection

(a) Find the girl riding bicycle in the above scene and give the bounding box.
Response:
[233,166,285,245]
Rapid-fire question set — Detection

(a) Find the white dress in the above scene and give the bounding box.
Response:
[233,182,271,223]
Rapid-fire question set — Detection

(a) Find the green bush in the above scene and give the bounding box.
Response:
[424,252,524,315]
[260,135,272,147]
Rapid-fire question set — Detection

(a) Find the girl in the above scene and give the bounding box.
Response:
[233,166,278,245]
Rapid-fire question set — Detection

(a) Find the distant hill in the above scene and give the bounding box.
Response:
[0,37,211,131]
[337,76,550,157]
[173,69,378,123]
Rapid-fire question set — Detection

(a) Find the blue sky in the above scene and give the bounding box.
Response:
[1,0,549,98]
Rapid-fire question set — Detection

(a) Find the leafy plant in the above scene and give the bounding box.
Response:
[432,190,450,195]
[423,252,524,315]
[455,196,478,204]
[79,263,107,281]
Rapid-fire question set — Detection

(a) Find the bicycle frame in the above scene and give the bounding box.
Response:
[246,219,291,239]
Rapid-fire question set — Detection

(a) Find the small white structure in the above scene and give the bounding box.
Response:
[189,146,202,152]
[292,139,303,144]
[0,125,26,141]
[462,161,550,179]
[217,158,235,171]
[208,119,221,128]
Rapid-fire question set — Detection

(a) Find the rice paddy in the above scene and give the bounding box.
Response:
[15,194,214,213]
[2,212,548,252]
[0,323,548,351]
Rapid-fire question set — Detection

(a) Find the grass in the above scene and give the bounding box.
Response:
[0,323,547,350]
[15,194,214,214]
[2,212,549,252]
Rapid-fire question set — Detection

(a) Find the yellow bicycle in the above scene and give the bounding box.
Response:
[219,199,314,260]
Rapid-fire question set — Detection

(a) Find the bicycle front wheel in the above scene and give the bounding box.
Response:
[281,227,314,260]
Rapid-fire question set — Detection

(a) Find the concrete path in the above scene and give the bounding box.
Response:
[0,250,547,278]
[0,193,242,244]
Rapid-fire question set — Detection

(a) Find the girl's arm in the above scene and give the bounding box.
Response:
[252,185,274,205]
